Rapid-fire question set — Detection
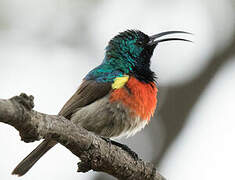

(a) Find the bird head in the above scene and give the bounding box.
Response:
[104,30,191,83]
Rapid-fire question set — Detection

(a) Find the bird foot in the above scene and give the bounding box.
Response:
[101,137,139,160]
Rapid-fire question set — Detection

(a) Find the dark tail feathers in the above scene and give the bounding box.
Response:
[12,139,57,176]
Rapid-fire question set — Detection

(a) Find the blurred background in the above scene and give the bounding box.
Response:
[0,0,235,179]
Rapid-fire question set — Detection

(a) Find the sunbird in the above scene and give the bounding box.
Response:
[12,29,191,176]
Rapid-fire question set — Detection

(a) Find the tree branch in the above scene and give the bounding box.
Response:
[0,93,165,180]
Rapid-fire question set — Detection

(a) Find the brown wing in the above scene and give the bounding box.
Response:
[59,80,112,118]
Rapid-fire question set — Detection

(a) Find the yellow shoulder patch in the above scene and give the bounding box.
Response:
[112,75,129,89]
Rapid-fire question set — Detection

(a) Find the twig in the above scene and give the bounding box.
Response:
[0,93,165,180]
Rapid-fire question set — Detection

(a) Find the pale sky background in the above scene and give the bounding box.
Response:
[0,0,234,180]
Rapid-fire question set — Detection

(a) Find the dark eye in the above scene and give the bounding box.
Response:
[136,41,143,46]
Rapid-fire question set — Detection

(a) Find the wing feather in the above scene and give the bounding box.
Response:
[59,80,111,118]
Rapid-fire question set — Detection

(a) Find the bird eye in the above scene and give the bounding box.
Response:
[136,41,143,46]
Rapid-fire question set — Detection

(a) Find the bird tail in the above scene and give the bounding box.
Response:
[12,139,57,176]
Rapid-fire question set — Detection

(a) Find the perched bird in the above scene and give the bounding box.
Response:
[12,29,191,176]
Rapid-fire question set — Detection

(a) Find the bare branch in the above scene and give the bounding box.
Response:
[0,93,165,180]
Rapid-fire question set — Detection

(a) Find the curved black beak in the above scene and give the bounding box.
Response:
[148,31,193,45]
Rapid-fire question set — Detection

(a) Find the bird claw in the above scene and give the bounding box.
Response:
[101,137,139,160]
[116,143,139,160]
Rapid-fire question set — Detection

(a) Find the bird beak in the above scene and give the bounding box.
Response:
[148,31,193,45]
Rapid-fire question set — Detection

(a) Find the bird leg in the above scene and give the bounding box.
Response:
[101,137,139,160]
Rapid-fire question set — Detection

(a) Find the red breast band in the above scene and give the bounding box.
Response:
[110,77,158,121]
